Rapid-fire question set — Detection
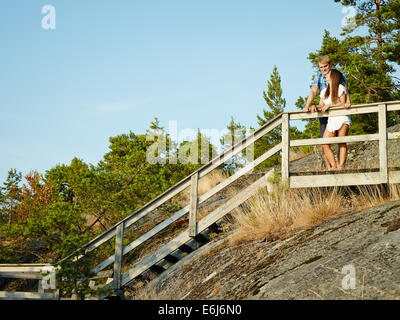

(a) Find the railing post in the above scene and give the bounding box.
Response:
[281,113,290,183]
[113,222,124,292]
[378,103,388,183]
[188,172,199,237]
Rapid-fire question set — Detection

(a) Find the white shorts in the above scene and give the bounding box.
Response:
[327,116,351,133]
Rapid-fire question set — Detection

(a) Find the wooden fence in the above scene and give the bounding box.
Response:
[0,264,58,300]
[1,101,399,299]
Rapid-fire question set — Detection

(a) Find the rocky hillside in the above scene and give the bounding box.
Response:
[127,124,400,300]
[139,200,399,300]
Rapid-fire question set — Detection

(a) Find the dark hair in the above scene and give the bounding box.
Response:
[324,69,342,103]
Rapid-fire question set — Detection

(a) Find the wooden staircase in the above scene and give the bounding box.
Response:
[1,101,400,300]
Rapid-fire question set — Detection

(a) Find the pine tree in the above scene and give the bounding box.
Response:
[308,28,400,133]
[297,1,400,134]
[335,0,400,67]
[0,169,22,225]
[254,66,301,170]
[220,116,247,173]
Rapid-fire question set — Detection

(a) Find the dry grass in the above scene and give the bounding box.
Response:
[198,170,229,197]
[230,183,400,245]
[350,183,400,210]
[129,180,400,300]
[173,169,229,206]
[229,187,347,244]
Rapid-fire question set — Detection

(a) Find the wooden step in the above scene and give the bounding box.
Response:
[95,170,274,299]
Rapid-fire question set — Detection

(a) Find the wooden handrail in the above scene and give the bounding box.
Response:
[89,143,282,276]
[0,264,58,300]
[58,113,284,264]
[61,101,400,273]
[59,100,400,265]
[2,100,399,299]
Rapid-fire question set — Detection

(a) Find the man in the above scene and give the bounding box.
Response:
[302,55,351,163]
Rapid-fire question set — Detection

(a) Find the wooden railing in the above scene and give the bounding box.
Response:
[1,100,399,299]
[0,264,58,300]
[288,101,400,187]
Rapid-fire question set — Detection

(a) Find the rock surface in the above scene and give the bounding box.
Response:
[127,124,400,300]
[136,200,400,300]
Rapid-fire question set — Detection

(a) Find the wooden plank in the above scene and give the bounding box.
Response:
[389,170,400,184]
[122,170,273,286]
[291,168,380,176]
[0,264,52,267]
[290,172,383,188]
[57,100,400,286]
[379,104,388,183]
[88,270,113,280]
[61,115,283,264]
[198,116,282,180]
[90,144,282,275]
[0,272,42,280]
[197,144,281,202]
[90,205,190,274]
[57,101,400,265]
[388,132,400,140]
[289,105,379,120]
[113,222,124,290]
[281,113,289,182]
[188,172,199,237]
[387,103,400,112]
[0,264,56,291]
[97,170,274,295]
[0,291,57,300]
[291,134,379,147]
[0,265,54,273]
[76,180,191,258]
[196,170,275,233]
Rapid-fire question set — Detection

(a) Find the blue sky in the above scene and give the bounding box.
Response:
[0,0,385,183]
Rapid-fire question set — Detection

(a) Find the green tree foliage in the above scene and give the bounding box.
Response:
[0,169,22,225]
[304,1,400,134]
[0,119,219,297]
[0,119,216,252]
[254,66,301,170]
[382,0,400,64]
[1,2,399,294]
[178,129,218,167]
[335,0,400,66]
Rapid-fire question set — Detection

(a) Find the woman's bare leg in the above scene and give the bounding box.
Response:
[337,124,350,169]
[322,129,337,170]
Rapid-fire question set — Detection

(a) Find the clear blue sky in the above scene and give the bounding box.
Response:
[0,0,380,183]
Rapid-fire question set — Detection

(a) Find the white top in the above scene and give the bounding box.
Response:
[320,84,347,106]
[320,84,351,132]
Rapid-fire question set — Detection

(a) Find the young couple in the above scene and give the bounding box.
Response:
[303,55,352,170]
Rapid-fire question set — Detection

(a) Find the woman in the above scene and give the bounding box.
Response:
[317,69,351,170]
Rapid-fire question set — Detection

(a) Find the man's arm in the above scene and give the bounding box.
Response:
[303,86,318,112]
